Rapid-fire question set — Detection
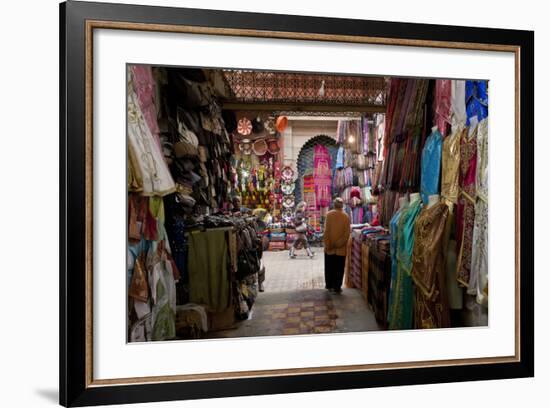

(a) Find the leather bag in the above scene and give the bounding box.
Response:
[129,253,149,303]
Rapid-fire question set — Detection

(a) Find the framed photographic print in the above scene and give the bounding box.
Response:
[59,0,534,406]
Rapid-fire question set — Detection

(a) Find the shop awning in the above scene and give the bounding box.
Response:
[220,69,387,113]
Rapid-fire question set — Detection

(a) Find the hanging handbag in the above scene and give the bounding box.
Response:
[169,71,208,108]
[236,249,257,279]
[198,145,208,163]
[173,141,198,158]
[129,253,149,303]
[178,107,203,138]
[128,195,146,242]
[177,108,199,146]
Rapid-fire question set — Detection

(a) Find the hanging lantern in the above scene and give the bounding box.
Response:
[275,116,288,133]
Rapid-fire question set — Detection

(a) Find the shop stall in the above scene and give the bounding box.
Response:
[126,65,489,341]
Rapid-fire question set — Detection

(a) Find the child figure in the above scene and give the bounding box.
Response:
[290,201,314,259]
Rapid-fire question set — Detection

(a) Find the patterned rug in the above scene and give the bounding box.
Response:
[207,288,380,339]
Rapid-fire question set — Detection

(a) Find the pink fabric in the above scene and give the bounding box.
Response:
[455,132,477,286]
[313,145,332,208]
[131,65,161,147]
[435,79,452,136]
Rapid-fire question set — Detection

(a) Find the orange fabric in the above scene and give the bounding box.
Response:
[323,209,351,256]
[344,236,353,288]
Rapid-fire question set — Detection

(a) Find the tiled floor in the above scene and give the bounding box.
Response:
[207,248,381,339]
[261,246,327,292]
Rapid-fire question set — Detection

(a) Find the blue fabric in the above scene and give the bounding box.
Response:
[465,80,488,126]
[336,146,345,169]
[387,204,405,324]
[420,129,443,204]
[388,199,422,330]
[270,232,286,242]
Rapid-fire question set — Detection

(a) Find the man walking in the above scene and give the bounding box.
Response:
[323,198,351,293]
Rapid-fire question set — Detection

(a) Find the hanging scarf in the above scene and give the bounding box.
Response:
[435,79,452,136]
[314,145,332,208]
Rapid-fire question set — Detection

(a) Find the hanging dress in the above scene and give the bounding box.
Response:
[387,203,408,327]
[314,144,332,208]
[387,198,422,330]
[440,127,464,204]
[127,72,176,196]
[451,80,467,134]
[434,79,452,136]
[420,128,443,204]
[456,122,478,287]
[147,240,177,341]
[469,118,489,305]
[131,65,161,149]
[336,146,345,169]
[411,202,451,329]
[465,80,489,126]
[128,144,144,193]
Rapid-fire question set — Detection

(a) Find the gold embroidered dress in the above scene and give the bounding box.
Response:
[441,127,464,204]
[127,71,176,196]
[455,123,478,287]
[411,202,450,329]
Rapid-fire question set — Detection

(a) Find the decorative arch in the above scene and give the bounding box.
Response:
[295,134,338,205]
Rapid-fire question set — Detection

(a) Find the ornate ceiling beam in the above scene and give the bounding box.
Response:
[222,102,386,113]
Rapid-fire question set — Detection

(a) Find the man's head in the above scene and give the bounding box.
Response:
[333,197,344,209]
[232,195,242,209]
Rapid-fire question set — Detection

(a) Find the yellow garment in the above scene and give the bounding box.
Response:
[323,209,351,256]
[149,196,165,224]
[440,127,463,203]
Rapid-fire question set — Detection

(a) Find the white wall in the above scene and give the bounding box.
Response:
[0,1,546,408]
[283,119,338,171]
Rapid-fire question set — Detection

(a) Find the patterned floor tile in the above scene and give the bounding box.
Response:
[205,248,381,339]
